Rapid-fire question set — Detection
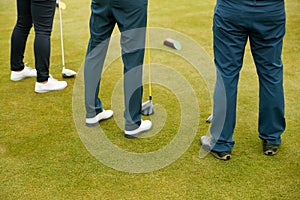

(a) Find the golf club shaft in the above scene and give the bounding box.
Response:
[58,0,65,69]
[146,10,152,100]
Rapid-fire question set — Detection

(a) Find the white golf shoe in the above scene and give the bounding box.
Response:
[34,76,67,93]
[10,66,37,81]
[85,110,114,126]
[124,120,152,138]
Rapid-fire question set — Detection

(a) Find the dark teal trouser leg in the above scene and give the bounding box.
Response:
[112,0,147,130]
[249,3,286,145]
[84,0,115,119]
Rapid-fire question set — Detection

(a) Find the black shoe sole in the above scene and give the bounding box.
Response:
[211,150,232,161]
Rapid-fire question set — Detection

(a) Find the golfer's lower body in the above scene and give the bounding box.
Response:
[10,0,67,93]
[84,0,152,138]
[201,0,286,160]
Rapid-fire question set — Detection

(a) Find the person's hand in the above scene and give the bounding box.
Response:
[56,0,59,8]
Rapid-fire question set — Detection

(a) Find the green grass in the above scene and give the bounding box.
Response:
[1,0,300,199]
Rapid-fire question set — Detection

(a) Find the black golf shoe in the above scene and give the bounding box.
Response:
[200,135,232,161]
[263,140,280,156]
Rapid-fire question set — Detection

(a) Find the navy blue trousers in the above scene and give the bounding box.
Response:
[210,0,286,152]
[10,0,56,82]
[84,0,148,130]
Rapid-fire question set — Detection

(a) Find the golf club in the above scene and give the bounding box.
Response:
[57,0,77,78]
[141,14,154,116]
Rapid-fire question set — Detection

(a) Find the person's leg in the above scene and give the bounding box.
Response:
[31,0,56,82]
[112,0,148,131]
[84,0,116,119]
[10,0,32,71]
[210,1,248,153]
[249,0,286,145]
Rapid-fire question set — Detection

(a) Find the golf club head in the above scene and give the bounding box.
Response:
[62,68,77,78]
[206,115,213,123]
[56,1,66,10]
[141,100,154,116]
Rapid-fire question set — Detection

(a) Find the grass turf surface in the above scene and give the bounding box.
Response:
[0,0,299,199]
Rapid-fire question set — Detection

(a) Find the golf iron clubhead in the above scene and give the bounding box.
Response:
[141,100,154,116]
[206,114,213,123]
[62,67,76,78]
